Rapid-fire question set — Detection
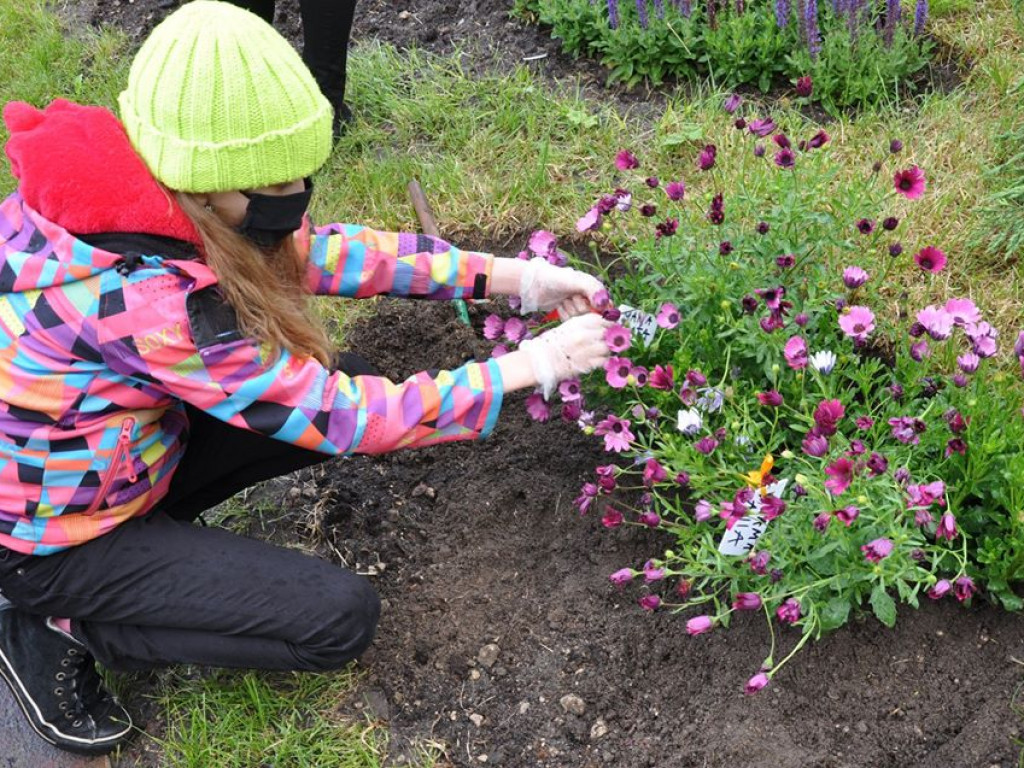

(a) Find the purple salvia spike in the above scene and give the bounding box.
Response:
[884,0,900,47]
[608,0,620,28]
[636,0,649,27]
[804,0,821,60]
[775,0,790,27]
[652,0,665,18]
[736,0,745,14]
[913,0,927,34]
[708,0,718,28]
[681,0,692,16]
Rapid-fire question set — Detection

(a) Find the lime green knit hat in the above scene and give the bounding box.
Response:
[118,0,332,193]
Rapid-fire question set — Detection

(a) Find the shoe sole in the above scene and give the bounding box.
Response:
[0,644,132,756]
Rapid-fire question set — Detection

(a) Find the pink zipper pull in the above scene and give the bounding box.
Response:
[120,418,138,483]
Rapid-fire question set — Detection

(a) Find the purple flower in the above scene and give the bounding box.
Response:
[835,505,860,526]
[733,592,763,611]
[757,390,784,407]
[615,149,639,170]
[754,143,766,158]
[889,416,926,445]
[774,148,796,169]
[526,392,552,422]
[807,129,830,149]
[657,302,681,328]
[839,306,875,341]
[957,352,980,373]
[776,598,801,624]
[605,324,633,353]
[804,0,821,58]
[750,550,771,574]
[573,481,598,514]
[645,176,660,188]
[609,567,634,585]
[655,218,679,238]
[913,0,928,35]
[723,93,743,113]
[635,0,650,27]
[761,496,786,522]
[928,579,951,599]
[813,399,845,436]
[966,321,999,358]
[867,452,888,476]
[910,340,930,362]
[883,216,900,231]
[914,246,947,273]
[601,507,624,528]
[614,188,633,212]
[936,512,958,541]
[954,576,976,602]
[576,206,602,232]
[813,511,831,531]
[856,218,876,235]
[745,672,770,695]
[638,511,661,528]
[802,432,829,457]
[695,436,719,455]
[665,181,686,201]
[916,305,954,340]
[694,499,713,522]
[1015,331,1024,358]
[861,538,894,562]
[707,193,725,225]
[643,559,666,582]
[483,314,505,341]
[842,266,869,289]
[825,457,856,495]
[697,144,717,171]
[775,0,790,27]
[890,139,904,154]
[605,357,633,388]
[594,414,634,452]
[686,615,714,635]
[776,253,795,268]
[856,416,874,430]
[749,117,777,137]
[639,594,661,611]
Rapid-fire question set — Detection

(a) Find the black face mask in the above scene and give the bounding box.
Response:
[237,178,314,248]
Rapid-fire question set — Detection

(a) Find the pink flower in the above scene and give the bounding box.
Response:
[756,390,784,407]
[609,568,634,586]
[665,181,686,201]
[839,306,875,342]
[528,229,558,257]
[503,317,527,343]
[694,500,713,522]
[605,357,633,388]
[802,432,829,457]
[813,512,832,532]
[574,482,598,514]
[813,399,845,436]
[733,592,763,611]
[639,594,661,611]
[889,416,926,445]
[954,576,976,602]
[483,314,505,340]
[745,672,770,695]
[856,416,874,430]
[605,324,633,353]
[638,511,662,528]
[615,149,640,170]
[825,457,856,495]
[835,505,860,526]
[928,579,951,599]
[761,496,786,522]
[914,246,947,273]
[916,305,954,340]
[686,615,714,635]
[748,117,777,137]
[893,166,926,199]
[861,538,894,562]
[657,302,681,329]
[649,364,675,390]
[749,551,771,574]
[594,414,634,452]
[643,458,668,486]
[525,392,551,422]
[776,598,801,624]
[906,480,945,509]
[944,298,981,326]
[842,266,869,289]
[576,206,602,233]
[936,512,958,541]
[592,288,611,310]
[784,336,808,369]
[694,436,719,455]
[601,507,624,528]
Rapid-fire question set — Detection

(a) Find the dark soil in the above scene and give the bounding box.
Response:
[70,2,1014,767]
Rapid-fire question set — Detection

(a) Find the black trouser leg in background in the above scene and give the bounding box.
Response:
[0,354,382,672]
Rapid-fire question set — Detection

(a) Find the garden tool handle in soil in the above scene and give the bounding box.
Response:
[518,257,607,319]
[519,313,613,398]
[408,179,471,325]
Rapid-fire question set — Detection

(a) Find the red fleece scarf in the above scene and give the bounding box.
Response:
[3,99,201,245]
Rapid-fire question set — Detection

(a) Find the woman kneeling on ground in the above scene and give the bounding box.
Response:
[0,1,611,755]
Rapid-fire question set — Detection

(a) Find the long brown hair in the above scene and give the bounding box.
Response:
[176,193,332,366]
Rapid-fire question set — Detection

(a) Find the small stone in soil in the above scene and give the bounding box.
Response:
[469,713,484,727]
[590,718,609,740]
[477,643,500,668]
[559,693,586,716]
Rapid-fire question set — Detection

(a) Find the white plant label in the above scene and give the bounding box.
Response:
[617,305,658,347]
[717,479,789,556]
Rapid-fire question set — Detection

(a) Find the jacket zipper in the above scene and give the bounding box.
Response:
[84,417,137,516]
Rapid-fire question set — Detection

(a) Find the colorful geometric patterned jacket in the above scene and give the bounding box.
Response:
[0,99,503,555]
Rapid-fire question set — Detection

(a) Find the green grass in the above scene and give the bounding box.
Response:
[4,0,1024,762]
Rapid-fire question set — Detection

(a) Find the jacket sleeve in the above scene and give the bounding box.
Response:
[97,283,504,455]
[302,222,494,301]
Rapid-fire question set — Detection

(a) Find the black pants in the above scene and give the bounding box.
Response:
[230,0,358,108]
[0,356,381,673]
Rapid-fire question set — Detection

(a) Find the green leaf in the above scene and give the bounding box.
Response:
[818,596,851,632]
[870,584,897,628]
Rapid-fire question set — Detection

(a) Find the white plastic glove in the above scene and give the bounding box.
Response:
[518,258,607,318]
[519,314,613,398]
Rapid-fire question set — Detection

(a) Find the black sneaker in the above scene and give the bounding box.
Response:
[0,604,133,755]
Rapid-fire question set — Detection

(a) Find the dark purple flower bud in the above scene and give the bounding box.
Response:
[719,241,734,255]
[734,117,747,130]
[889,383,904,401]
[602,307,622,322]
[646,176,660,188]
[954,576,976,602]
[655,218,679,238]
[952,374,968,388]
[749,550,771,574]
[664,181,686,201]
[773,133,792,150]
[883,216,899,231]
[776,254,795,268]
[638,511,661,528]
[835,297,847,311]
[807,129,830,149]
[856,218,876,235]
[596,195,618,214]
[908,321,925,337]
[698,145,717,171]
[867,452,888,475]
[640,203,658,217]
[770,568,784,583]
[756,221,770,234]
[742,295,759,314]
[793,484,807,497]
[889,242,903,257]
[890,139,904,154]
[795,75,813,97]
[675,471,690,486]
[813,512,831,532]
[1014,331,1024,358]
[794,313,808,326]
[911,548,927,562]
[872,160,883,173]
[894,466,910,484]
[749,117,777,137]
[754,143,766,158]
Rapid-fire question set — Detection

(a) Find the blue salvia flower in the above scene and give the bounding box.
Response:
[913,0,928,34]
[884,0,900,47]
[607,0,620,28]
[636,0,649,27]
[652,0,665,18]
[677,0,692,18]
[804,0,821,59]
[775,0,790,27]
[736,0,746,14]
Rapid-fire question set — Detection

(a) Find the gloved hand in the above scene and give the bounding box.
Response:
[518,258,607,318]
[519,313,613,398]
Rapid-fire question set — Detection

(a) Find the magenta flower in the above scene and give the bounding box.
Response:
[910,340,930,362]
[643,560,666,582]
[889,416,926,445]
[774,148,796,169]
[605,357,633,388]
[861,538,894,562]
[916,305,954,340]
[776,253,795,268]
[695,436,719,455]
[601,507,624,529]
[928,579,951,599]
[784,336,808,369]
[954,576,976,602]
[483,314,505,341]
[528,229,558,258]
[795,75,813,97]
[813,399,845,436]
[573,482,598,514]
[756,390,784,407]
[639,594,661,612]
[867,452,888,476]
[643,458,668,486]
[842,266,869,289]
[776,598,801,624]
[697,144,717,171]
[723,93,742,113]
[802,432,829,457]
[594,414,634,452]
[664,181,686,201]
[856,417,874,431]
[914,246,947,273]
[839,306,875,342]
[576,206,602,233]
[605,324,633,353]
[807,129,830,149]
[835,505,860,526]
[761,496,786,522]
[744,672,770,695]
[525,392,551,422]
[936,512,958,541]
[638,511,661,528]
[749,117,777,137]
[615,149,640,170]
[649,364,675,390]
[657,302,681,329]
[749,550,771,574]
[609,568,634,586]
[503,317,527,343]
[813,512,832,532]
[893,166,926,199]
[825,457,856,495]
[733,593,763,611]
[686,615,714,635]
[906,480,945,510]
[856,218,876,235]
